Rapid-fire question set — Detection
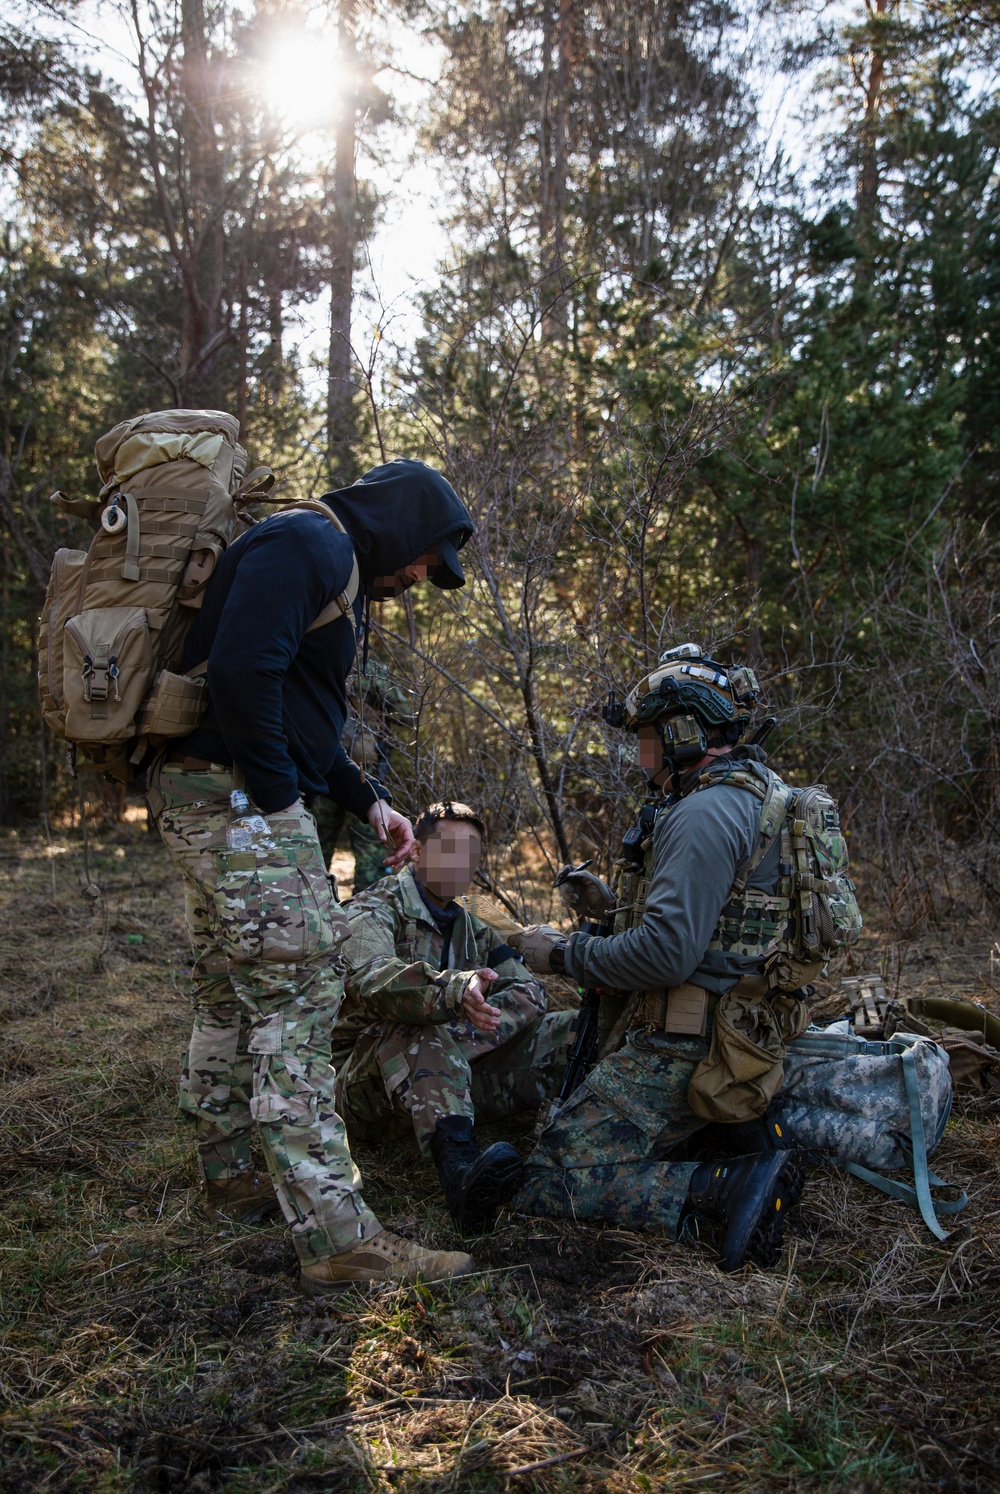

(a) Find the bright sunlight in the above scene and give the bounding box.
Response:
[266,27,347,130]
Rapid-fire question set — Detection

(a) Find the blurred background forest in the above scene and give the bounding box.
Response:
[1,0,999,935]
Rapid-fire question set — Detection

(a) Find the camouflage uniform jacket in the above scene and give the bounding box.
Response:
[335,866,546,1070]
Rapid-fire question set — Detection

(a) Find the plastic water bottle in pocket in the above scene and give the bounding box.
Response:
[226,789,275,853]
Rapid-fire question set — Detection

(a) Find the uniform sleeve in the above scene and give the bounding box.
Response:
[564,788,758,994]
[473,925,549,1017]
[342,900,469,1024]
[325,747,389,819]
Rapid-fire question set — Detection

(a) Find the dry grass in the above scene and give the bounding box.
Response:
[2,822,1000,1492]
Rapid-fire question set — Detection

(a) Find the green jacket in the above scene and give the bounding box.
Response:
[334,865,545,1067]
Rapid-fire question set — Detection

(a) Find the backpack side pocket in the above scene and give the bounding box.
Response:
[62,607,152,742]
[38,548,88,734]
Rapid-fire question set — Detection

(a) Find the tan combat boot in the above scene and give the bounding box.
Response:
[204,1171,282,1225]
[300,1229,476,1298]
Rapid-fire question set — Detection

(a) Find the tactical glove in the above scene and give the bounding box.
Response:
[556,867,615,922]
[510,923,567,974]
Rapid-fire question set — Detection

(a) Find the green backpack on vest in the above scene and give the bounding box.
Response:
[696,759,863,991]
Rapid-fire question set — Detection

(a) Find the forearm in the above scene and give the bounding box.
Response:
[325,745,388,818]
[349,958,469,1025]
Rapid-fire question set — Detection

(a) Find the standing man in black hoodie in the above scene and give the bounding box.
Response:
[149,460,478,1296]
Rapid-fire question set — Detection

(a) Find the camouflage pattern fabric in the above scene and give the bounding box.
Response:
[339,1007,576,1153]
[154,764,380,1260]
[515,1028,704,1236]
[336,866,573,1151]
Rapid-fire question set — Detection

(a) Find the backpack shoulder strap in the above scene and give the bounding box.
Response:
[245,498,360,631]
[704,765,796,897]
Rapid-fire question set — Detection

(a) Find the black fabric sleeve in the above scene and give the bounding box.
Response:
[325,748,390,819]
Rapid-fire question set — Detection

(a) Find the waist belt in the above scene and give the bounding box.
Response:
[637,974,767,1037]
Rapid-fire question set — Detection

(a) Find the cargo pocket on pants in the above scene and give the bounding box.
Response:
[212,846,342,965]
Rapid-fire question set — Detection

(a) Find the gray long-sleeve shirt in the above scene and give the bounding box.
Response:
[564,782,781,996]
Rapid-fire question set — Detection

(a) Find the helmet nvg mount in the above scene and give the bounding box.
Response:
[603,642,761,776]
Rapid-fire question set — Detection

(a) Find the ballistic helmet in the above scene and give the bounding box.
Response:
[603,643,761,772]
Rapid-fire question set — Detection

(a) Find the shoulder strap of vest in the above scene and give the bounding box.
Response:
[691,760,797,897]
[729,772,797,895]
[248,499,361,631]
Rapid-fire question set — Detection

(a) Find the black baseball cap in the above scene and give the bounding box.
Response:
[431,534,467,589]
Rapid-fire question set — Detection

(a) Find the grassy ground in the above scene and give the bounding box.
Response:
[2,819,999,1493]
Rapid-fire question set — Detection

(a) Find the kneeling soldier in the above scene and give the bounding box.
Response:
[336,802,575,1234]
[509,645,836,1272]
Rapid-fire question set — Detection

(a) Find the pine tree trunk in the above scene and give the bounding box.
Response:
[178,0,226,404]
[327,0,359,487]
[856,0,894,247]
[540,0,574,344]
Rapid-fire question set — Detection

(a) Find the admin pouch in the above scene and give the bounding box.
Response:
[778,1025,966,1239]
[38,409,359,783]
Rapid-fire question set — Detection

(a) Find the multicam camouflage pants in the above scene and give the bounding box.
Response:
[514,1027,708,1239]
[153,764,380,1261]
[337,996,576,1155]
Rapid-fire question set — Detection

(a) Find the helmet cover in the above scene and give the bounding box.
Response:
[622,643,760,737]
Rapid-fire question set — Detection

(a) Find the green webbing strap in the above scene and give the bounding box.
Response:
[842,1044,967,1240]
[842,1161,967,1222]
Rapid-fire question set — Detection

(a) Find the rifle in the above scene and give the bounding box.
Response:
[534,838,644,1132]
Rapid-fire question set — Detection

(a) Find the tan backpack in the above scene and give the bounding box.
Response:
[38,409,358,782]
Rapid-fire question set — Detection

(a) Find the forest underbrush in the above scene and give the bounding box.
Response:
[2,819,999,1493]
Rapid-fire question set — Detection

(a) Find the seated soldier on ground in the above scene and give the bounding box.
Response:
[334,802,576,1235]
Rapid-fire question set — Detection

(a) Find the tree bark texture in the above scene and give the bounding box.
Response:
[327,0,359,487]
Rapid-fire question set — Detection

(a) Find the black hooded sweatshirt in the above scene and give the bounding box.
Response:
[177,460,473,815]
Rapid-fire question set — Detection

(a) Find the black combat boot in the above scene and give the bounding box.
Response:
[429,1115,524,1236]
[685,1152,805,1272]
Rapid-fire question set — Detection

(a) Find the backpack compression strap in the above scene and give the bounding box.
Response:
[842,1044,967,1240]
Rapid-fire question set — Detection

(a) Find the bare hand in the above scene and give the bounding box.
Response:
[462,969,502,1032]
[367,801,416,869]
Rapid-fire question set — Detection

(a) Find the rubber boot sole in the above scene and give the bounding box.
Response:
[720,1153,806,1272]
[453,1143,525,1236]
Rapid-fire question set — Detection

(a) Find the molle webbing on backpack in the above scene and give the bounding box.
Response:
[695,761,862,985]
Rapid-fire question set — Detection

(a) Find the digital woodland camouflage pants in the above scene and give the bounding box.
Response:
[514,1027,709,1239]
[154,765,380,1261]
[337,998,576,1155]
